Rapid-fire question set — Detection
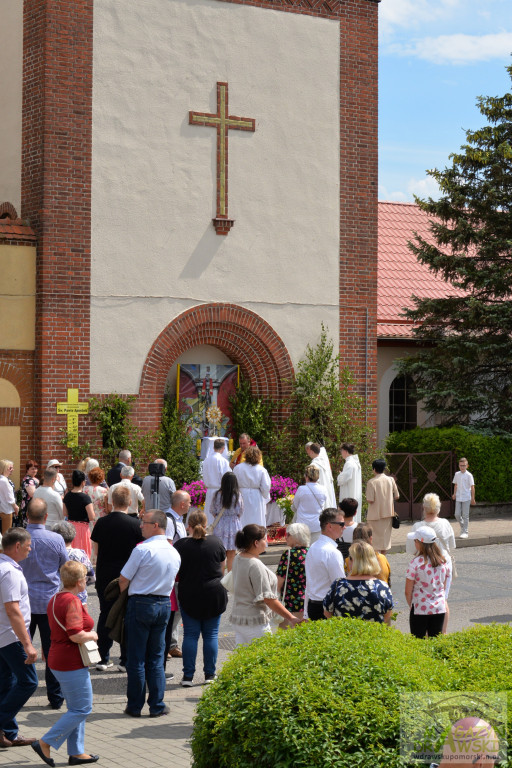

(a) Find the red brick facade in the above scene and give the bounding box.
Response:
[135,304,295,432]
[0,353,35,466]
[18,0,379,470]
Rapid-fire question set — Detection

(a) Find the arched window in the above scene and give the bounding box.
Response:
[389,374,417,433]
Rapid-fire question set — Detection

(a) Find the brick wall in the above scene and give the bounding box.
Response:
[22,0,93,476]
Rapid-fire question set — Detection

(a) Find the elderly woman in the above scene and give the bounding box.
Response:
[323,540,394,624]
[0,459,18,535]
[19,460,40,527]
[276,523,310,626]
[405,492,455,633]
[233,447,271,528]
[63,471,95,558]
[52,522,95,604]
[174,510,227,686]
[231,524,302,645]
[291,466,327,544]
[32,561,99,767]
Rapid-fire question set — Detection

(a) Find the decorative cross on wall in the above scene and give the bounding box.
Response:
[189,82,255,235]
[57,388,89,447]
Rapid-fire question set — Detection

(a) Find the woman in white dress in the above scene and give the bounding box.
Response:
[405,492,456,633]
[291,465,327,544]
[233,447,271,528]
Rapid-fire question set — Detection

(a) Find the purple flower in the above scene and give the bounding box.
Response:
[181,480,207,506]
[269,476,298,502]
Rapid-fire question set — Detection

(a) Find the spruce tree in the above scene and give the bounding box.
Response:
[397,65,512,432]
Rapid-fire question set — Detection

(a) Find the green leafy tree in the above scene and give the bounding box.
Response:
[398,65,512,432]
[157,398,200,487]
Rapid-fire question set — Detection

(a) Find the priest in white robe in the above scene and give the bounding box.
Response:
[202,438,231,525]
[233,446,271,528]
[337,442,362,523]
[305,443,337,509]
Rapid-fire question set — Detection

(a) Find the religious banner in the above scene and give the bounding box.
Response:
[177,364,239,441]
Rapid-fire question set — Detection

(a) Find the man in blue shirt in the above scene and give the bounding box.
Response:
[20,498,67,709]
[0,527,38,748]
[120,509,180,718]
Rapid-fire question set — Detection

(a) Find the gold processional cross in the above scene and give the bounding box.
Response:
[189,82,255,235]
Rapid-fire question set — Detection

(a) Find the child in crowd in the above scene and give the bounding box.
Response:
[336,497,358,560]
[452,457,475,539]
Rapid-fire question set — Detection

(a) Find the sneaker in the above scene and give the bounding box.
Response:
[95,662,113,671]
[165,671,174,680]
[204,675,217,684]
[460,533,469,539]
[117,665,126,673]
[181,677,194,687]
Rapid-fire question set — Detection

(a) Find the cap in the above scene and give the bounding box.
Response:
[407,526,437,544]
[47,459,62,468]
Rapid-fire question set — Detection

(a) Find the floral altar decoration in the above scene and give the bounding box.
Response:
[181,479,207,510]
[267,476,298,542]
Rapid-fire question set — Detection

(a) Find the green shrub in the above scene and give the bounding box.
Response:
[386,426,512,503]
[192,621,512,768]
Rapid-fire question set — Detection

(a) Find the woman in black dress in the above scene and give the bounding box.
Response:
[63,470,95,558]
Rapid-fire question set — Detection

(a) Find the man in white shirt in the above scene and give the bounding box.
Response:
[108,466,145,517]
[202,439,231,525]
[337,442,362,523]
[304,508,345,621]
[33,469,63,528]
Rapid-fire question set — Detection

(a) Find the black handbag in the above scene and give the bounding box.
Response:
[392,513,401,529]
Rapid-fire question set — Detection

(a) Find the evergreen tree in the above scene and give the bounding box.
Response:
[156,397,200,487]
[397,65,512,432]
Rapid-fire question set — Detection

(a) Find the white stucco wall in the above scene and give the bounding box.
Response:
[91,0,340,393]
[0,0,22,214]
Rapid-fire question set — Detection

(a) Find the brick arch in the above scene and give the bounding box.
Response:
[0,202,18,219]
[0,361,32,426]
[135,303,294,430]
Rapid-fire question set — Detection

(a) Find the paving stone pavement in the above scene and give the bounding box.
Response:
[3,510,511,768]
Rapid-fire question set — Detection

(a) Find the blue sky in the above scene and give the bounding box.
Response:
[379,0,512,202]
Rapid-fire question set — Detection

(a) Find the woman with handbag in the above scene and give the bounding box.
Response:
[290,466,327,544]
[31,561,99,767]
[276,523,310,628]
[174,511,228,687]
[210,472,243,572]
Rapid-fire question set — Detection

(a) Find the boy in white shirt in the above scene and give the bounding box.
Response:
[336,498,358,560]
[452,457,475,539]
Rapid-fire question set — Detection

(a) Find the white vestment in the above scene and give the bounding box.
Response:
[233,463,271,528]
[202,450,231,524]
[337,454,362,523]
[310,448,337,509]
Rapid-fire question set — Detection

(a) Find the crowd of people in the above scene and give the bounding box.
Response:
[0,439,472,762]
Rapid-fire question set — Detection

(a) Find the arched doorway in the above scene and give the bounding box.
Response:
[0,377,21,487]
[134,303,294,432]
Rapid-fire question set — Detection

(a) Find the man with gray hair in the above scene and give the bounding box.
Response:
[141,459,176,512]
[107,465,145,517]
[33,468,63,528]
[0,527,38,748]
[107,449,143,488]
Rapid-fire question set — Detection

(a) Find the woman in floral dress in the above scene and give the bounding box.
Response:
[211,472,244,572]
[276,523,310,627]
[19,459,40,527]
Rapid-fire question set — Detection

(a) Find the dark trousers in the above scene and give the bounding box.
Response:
[163,610,175,670]
[97,590,127,666]
[409,607,445,639]
[30,613,63,708]
[307,600,326,621]
[0,640,38,740]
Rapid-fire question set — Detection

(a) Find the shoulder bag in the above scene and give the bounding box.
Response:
[207,506,226,536]
[50,594,101,666]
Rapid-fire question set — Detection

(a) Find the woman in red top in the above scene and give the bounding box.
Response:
[31,561,99,767]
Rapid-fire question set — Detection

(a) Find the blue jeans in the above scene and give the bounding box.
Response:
[180,607,221,679]
[0,641,38,740]
[125,595,170,715]
[42,667,92,755]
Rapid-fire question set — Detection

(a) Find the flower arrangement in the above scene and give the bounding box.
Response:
[181,480,207,508]
[269,476,298,503]
[276,494,295,524]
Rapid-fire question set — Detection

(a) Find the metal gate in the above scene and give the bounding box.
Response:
[385,451,454,520]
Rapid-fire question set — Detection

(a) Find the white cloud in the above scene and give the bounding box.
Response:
[394,32,512,64]
[379,0,460,38]
[407,175,441,200]
[378,183,408,202]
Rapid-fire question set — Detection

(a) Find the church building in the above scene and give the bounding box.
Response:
[1,0,380,484]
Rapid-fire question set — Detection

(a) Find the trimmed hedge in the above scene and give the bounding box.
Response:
[191,621,512,768]
[386,426,512,503]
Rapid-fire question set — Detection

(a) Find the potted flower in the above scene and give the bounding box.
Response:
[181,480,207,510]
[267,476,298,526]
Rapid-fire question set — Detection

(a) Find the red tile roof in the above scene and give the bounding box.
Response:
[0,218,36,242]
[378,201,454,339]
